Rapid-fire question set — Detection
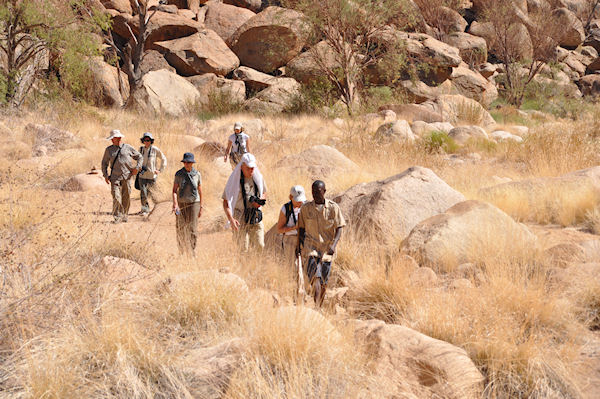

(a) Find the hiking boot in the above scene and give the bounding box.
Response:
[122,217,128,223]
[141,211,149,217]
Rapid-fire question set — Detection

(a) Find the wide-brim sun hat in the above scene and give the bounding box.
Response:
[140,132,154,141]
[241,153,257,168]
[290,185,307,203]
[107,129,124,140]
[181,152,196,163]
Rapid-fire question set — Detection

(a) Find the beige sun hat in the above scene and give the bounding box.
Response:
[106,129,124,140]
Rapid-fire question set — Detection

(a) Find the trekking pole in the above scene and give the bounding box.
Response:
[295,254,305,300]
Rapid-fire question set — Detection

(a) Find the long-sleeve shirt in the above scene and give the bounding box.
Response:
[101,144,142,183]
[139,145,167,179]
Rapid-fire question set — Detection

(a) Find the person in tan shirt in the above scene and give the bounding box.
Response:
[296,180,345,306]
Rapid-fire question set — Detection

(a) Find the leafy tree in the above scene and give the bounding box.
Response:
[285,0,411,115]
[0,0,104,107]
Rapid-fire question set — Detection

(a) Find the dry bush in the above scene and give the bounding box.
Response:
[413,0,465,38]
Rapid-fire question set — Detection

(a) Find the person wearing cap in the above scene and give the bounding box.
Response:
[224,121,251,169]
[138,132,167,217]
[172,152,203,254]
[222,153,267,252]
[101,129,142,223]
[276,185,306,262]
[296,180,345,307]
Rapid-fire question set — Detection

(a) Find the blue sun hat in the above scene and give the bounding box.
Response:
[181,152,196,163]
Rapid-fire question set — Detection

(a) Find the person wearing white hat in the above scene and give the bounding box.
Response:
[101,129,142,223]
[276,185,307,262]
[224,121,251,169]
[222,153,267,252]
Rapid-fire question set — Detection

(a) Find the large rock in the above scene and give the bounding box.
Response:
[448,125,489,144]
[140,50,176,75]
[153,29,240,76]
[223,0,261,12]
[379,104,444,123]
[411,121,454,136]
[129,69,201,116]
[490,130,524,143]
[187,73,245,105]
[552,8,585,49]
[443,32,488,66]
[450,63,498,107]
[228,6,309,73]
[181,338,245,399]
[578,74,600,97]
[419,94,496,127]
[402,200,536,270]
[112,11,203,49]
[276,145,359,179]
[333,166,466,244]
[100,0,131,14]
[63,171,110,192]
[88,57,129,107]
[354,319,484,399]
[244,78,300,113]
[399,80,457,104]
[374,120,417,142]
[468,21,533,61]
[232,66,296,91]
[27,124,80,157]
[286,41,341,84]
[203,0,255,43]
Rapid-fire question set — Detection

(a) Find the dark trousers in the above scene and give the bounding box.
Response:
[176,201,200,254]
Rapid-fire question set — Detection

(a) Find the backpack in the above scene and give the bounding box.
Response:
[284,201,297,226]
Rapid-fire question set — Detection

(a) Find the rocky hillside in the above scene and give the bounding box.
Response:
[87,0,600,116]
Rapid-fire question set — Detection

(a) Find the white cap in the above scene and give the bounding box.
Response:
[241,153,257,168]
[233,121,243,131]
[107,129,124,140]
[290,185,306,203]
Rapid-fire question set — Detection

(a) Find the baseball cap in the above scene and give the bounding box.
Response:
[233,121,243,131]
[290,185,306,202]
[241,153,257,168]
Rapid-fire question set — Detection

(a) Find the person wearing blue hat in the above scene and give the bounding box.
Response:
[137,132,167,217]
[172,152,203,254]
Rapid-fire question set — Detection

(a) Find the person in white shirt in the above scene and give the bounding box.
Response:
[137,132,167,217]
[276,185,306,262]
[224,121,251,169]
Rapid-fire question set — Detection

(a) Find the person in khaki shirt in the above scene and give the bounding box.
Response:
[296,180,345,307]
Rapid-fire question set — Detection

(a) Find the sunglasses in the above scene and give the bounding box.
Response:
[143,138,151,142]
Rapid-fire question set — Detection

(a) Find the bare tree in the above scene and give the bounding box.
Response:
[103,0,164,108]
[483,0,562,107]
[287,0,410,115]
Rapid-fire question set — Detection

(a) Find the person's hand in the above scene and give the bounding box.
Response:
[132,168,139,175]
[252,201,261,208]
[230,219,240,232]
[295,247,301,257]
[104,177,110,184]
[155,170,160,175]
[172,204,180,214]
[224,155,228,163]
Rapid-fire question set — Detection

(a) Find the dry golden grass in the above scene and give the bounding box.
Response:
[1,101,600,398]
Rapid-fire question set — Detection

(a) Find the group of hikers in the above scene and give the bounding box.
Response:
[100,122,345,306]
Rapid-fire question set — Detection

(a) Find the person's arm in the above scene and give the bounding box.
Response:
[197,183,203,218]
[131,145,143,172]
[157,147,167,174]
[246,137,251,153]
[172,183,180,212]
[224,140,232,162]
[277,208,293,234]
[101,148,111,184]
[327,227,343,256]
[223,199,240,231]
[296,210,305,256]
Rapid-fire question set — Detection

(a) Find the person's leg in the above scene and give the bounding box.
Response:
[248,222,265,251]
[139,178,150,213]
[317,261,332,307]
[121,178,131,221]
[177,202,192,254]
[111,181,123,221]
[189,202,200,252]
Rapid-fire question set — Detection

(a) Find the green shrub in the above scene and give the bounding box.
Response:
[198,90,245,120]
[285,76,337,115]
[422,130,458,154]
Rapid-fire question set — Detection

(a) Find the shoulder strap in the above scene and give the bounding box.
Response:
[110,145,123,174]
[285,201,296,225]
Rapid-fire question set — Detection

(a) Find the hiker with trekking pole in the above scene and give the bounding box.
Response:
[276,185,307,301]
[296,180,345,307]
